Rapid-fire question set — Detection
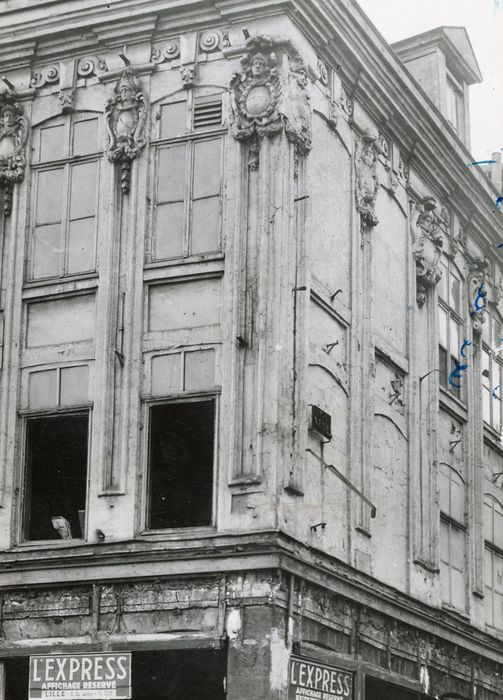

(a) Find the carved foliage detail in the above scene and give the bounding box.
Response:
[412,197,443,306]
[229,36,312,156]
[0,91,29,216]
[105,68,148,194]
[355,130,380,228]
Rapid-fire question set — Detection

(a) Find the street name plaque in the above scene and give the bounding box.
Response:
[288,656,353,700]
[29,652,132,700]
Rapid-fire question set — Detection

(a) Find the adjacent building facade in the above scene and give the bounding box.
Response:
[0,0,502,698]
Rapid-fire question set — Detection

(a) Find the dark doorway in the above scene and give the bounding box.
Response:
[133,648,226,699]
[366,676,420,700]
[5,657,29,700]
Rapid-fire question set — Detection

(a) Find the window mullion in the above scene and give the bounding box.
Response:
[61,163,71,276]
[184,141,194,257]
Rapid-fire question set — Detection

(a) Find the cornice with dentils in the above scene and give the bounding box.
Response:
[0,0,502,252]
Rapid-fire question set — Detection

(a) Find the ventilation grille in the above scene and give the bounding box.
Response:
[193,98,222,129]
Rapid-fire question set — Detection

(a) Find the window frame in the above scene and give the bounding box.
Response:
[438,257,466,402]
[438,462,467,612]
[481,309,503,435]
[483,494,503,631]
[446,77,461,131]
[27,112,102,284]
[141,391,219,537]
[18,406,92,546]
[147,92,226,266]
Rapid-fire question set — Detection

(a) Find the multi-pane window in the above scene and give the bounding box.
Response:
[28,113,101,281]
[482,311,503,432]
[438,257,465,400]
[21,361,91,542]
[149,93,224,262]
[146,398,216,530]
[439,463,466,610]
[483,496,503,630]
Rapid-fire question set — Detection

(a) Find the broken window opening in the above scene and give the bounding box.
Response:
[147,398,215,530]
[23,412,89,541]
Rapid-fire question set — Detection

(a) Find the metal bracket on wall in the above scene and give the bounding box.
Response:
[306,448,377,518]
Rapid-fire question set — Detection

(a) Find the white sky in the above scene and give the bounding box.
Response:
[356,0,503,160]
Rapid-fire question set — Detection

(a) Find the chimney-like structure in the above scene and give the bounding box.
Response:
[393,26,482,149]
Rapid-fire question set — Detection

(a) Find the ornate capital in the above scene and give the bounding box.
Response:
[355,130,381,228]
[0,91,30,217]
[105,68,148,194]
[229,35,312,157]
[412,197,443,306]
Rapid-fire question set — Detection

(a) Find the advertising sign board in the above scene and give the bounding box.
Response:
[288,656,353,700]
[29,653,132,700]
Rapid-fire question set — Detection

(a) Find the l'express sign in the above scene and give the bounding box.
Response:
[29,653,132,700]
[288,656,353,700]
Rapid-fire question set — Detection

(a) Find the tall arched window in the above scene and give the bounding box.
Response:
[439,462,466,610]
[483,495,503,630]
[28,112,102,281]
[438,256,465,401]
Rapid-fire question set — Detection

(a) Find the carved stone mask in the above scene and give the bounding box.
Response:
[251,54,268,79]
[1,106,16,128]
[119,80,134,106]
[418,212,434,235]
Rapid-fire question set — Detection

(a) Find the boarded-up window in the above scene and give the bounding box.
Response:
[148,278,221,332]
[26,295,95,347]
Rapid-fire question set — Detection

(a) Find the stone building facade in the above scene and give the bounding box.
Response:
[0,0,502,698]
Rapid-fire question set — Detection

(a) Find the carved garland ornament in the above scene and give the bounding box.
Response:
[0,92,29,217]
[105,68,148,194]
[412,197,443,306]
[229,35,312,162]
[355,130,381,228]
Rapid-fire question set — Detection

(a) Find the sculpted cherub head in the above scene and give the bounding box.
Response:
[0,103,21,130]
[114,69,141,107]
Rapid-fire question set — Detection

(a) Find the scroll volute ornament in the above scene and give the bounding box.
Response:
[355,130,381,228]
[229,36,312,156]
[412,197,443,306]
[105,68,148,194]
[0,93,29,217]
